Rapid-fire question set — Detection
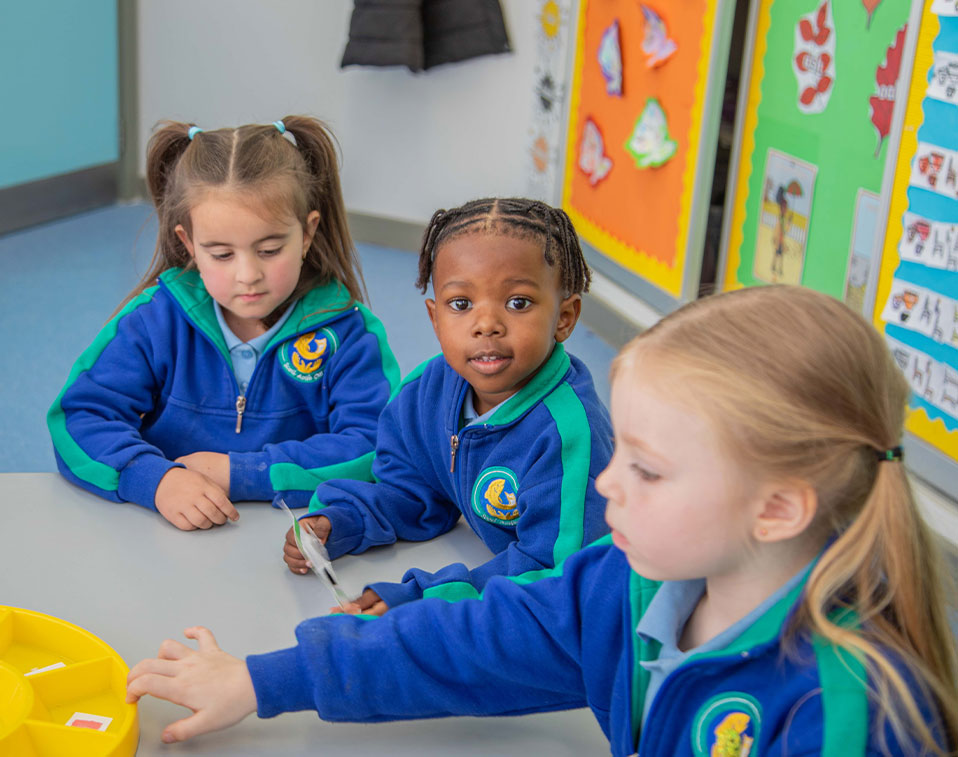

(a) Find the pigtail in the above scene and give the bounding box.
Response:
[281,116,366,305]
[799,460,958,753]
[112,122,197,316]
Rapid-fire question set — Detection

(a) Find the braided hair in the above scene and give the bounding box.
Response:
[416,198,591,296]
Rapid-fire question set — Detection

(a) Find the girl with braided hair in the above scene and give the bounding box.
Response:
[48,117,399,529]
[283,197,613,615]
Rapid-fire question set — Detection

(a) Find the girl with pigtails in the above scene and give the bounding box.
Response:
[128,285,956,755]
[48,117,399,530]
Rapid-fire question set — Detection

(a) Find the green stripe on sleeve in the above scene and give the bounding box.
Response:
[269,452,376,492]
[46,286,160,492]
[355,303,402,398]
[542,382,591,564]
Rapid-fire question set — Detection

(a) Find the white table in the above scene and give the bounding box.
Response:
[0,473,609,755]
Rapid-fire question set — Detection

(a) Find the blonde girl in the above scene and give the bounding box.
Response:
[128,285,956,755]
[49,117,398,530]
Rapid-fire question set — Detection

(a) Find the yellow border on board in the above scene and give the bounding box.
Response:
[561,0,719,299]
[872,1,958,461]
[721,0,774,292]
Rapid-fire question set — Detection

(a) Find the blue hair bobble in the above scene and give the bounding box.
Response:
[273,120,286,134]
[187,126,204,140]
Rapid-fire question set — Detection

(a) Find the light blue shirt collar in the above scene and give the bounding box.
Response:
[636,559,812,726]
[213,301,295,392]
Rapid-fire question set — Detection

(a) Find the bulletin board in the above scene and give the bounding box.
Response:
[561,0,736,306]
[873,0,958,491]
[719,0,914,311]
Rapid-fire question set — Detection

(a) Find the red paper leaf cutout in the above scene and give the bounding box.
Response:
[869,25,906,157]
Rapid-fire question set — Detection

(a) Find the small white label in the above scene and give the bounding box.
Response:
[24,662,66,676]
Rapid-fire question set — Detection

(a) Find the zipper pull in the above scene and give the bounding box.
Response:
[450,434,459,473]
[235,395,247,434]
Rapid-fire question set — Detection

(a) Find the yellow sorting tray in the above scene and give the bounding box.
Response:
[0,606,138,756]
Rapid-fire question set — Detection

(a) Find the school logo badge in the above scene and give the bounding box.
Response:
[691,692,762,757]
[471,467,520,526]
[279,328,339,383]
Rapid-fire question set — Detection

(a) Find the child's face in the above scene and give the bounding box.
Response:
[175,190,320,342]
[597,368,763,583]
[425,232,581,415]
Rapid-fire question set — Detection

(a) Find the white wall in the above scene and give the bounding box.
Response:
[138,0,543,224]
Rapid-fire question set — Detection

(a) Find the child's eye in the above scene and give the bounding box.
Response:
[448,298,471,312]
[211,251,233,261]
[507,297,532,311]
[259,248,282,257]
[630,464,661,483]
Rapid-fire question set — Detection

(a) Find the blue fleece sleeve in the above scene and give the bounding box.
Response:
[229,309,399,506]
[306,393,460,559]
[372,383,612,608]
[47,297,179,510]
[245,544,608,722]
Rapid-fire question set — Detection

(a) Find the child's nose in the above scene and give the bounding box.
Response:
[472,309,504,337]
[235,255,264,284]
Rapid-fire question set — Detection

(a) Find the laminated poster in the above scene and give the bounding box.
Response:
[873,0,958,463]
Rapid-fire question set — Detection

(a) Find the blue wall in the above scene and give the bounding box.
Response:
[0,1,118,190]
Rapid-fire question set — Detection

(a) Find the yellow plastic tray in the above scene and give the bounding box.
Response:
[0,606,138,756]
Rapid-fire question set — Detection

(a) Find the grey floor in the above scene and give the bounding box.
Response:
[0,203,615,473]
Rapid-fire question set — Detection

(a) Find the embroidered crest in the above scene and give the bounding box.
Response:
[279,327,339,383]
[471,467,520,526]
[691,692,762,757]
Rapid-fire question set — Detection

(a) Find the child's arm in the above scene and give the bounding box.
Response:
[228,317,399,507]
[48,302,185,510]
[372,418,610,608]
[300,386,461,560]
[129,540,618,743]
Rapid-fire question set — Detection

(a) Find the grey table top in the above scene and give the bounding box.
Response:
[1,473,608,756]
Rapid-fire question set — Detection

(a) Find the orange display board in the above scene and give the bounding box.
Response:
[562,0,730,300]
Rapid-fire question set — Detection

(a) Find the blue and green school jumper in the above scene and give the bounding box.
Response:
[48,268,399,511]
[307,344,614,607]
[247,537,927,755]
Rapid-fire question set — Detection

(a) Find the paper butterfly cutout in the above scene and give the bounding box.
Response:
[625,98,677,168]
[579,118,613,185]
[640,5,677,68]
[598,19,623,95]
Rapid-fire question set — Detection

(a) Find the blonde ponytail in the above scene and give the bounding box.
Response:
[618,285,958,753]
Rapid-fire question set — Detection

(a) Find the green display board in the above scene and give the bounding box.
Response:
[720,0,913,304]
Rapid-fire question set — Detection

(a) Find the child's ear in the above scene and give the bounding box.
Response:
[303,210,321,254]
[554,294,582,343]
[174,224,195,258]
[752,481,818,543]
[424,298,439,336]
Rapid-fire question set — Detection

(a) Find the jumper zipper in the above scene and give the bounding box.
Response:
[235,394,247,433]
[450,434,459,472]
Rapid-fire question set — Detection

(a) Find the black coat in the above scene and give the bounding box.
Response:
[341,0,511,72]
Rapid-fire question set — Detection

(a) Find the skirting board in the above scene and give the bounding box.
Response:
[0,163,118,236]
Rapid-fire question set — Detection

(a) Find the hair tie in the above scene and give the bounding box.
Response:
[187,126,204,141]
[273,120,286,134]
[877,445,903,463]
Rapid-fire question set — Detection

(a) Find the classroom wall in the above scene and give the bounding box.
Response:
[0,0,118,190]
[137,0,543,224]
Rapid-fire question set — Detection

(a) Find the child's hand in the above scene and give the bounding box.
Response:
[283,516,331,574]
[331,588,388,616]
[126,626,256,744]
[175,451,231,493]
[155,467,238,530]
